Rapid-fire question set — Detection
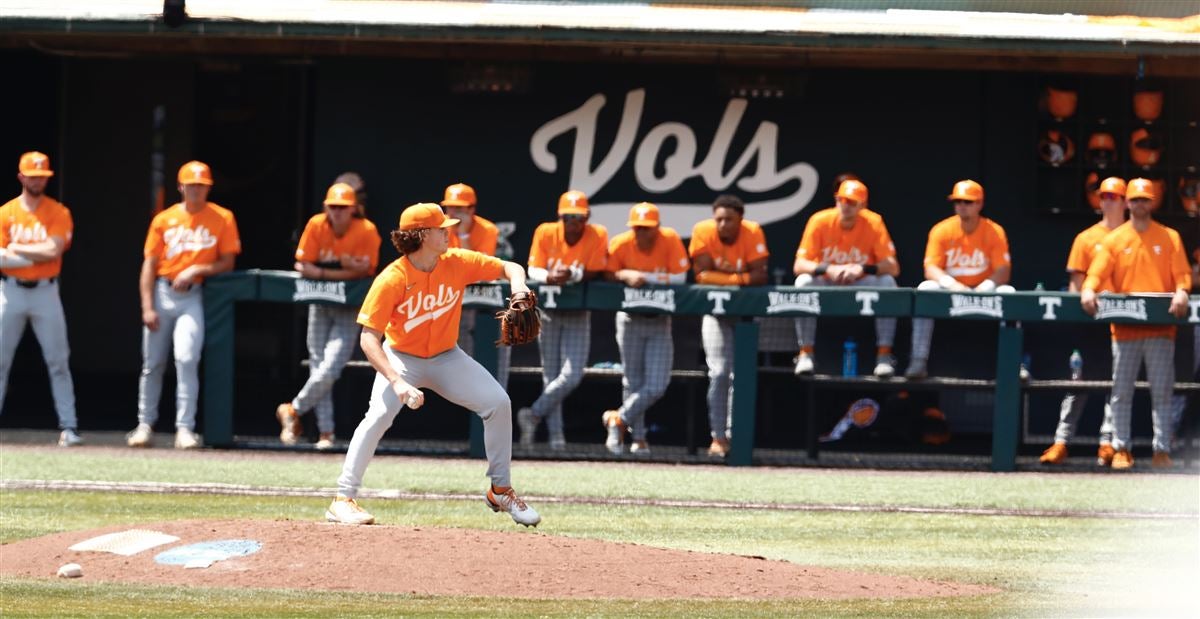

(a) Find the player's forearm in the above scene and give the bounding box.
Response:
[794,258,820,276]
[360,329,401,384]
[192,254,236,278]
[989,265,1011,287]
[502,261,529,293]
[7,239,64,261]
[0,248,34,269]
[139,259,157,311]
[696,271,747,285]
[1067,272,1084,293]
[526,265,548,283]
[876,258,900,277]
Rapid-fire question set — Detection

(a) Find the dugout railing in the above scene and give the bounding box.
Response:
[202,270,1200,471]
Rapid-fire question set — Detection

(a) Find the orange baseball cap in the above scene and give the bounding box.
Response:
[627,202,660,227]
[324,182,356,206]
[558,190,589,216]
[18,151,53,177]
[947,180,984,202]
[178,161,214,186]
[1098,177,1126,196]
[1126,178,1155,201]
[836,179,868,204]
[399,203,459,231]
[441,183,477,208]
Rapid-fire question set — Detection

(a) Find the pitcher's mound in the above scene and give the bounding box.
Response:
[0,519,996,600]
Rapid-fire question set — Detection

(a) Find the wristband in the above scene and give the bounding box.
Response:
[813,264,828,277]
[937,274,957,289]
[862,264,878,275]
[976,279,997,292]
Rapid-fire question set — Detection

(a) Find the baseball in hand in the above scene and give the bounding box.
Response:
[405,392,423,409]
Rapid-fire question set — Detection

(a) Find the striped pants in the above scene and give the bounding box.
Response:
[291,304,359,434]
[458,309,511,389]
[1109,336,1175,453]
[531,310,591,437]
[615,312,673,441]
[702,314,735,440]
[910,279,1015,361]
[1052,392,1114,446]
[793,273,897,350]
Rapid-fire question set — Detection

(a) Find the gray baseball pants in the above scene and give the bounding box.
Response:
[702,314,735,440]
[292,304,359,434]
[0,279,77,429]
[531,309,590,438]
[138,279,203,431]
[1110,336,1175,453]
[910,279,1015,361]
[793,273,897,350]
[458,308,512,388]
[615,311,673,441]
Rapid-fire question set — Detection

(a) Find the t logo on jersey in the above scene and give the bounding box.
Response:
[163,224,218,259]
[399,284,463,332]
[944,247,988,276]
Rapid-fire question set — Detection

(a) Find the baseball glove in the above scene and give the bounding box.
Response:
[496,291,541,346]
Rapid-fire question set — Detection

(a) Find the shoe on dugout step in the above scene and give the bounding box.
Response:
[277,402,302,445]
[903,358,928,380]
[58,429,83,447]
[602,409,626,455]
[174,427,201,450]
[1111,449,1134,470]
[126,423,153,448]
[630,440,650,455]
[517,407,537,448]
[549,431,567,451]
[1096,443,1115,467]
[1039,442,1068,465]
[793,352,814,376]
[707,438,731,458]
[326,496,375,525]
[1151,451,1173,469]
[873,354,897,379]
[486,485,541,527]
[315,432,336,451]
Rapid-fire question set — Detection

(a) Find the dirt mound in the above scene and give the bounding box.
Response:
[0,519,996,600]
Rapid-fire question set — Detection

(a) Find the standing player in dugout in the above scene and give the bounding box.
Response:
[327,203,540,527]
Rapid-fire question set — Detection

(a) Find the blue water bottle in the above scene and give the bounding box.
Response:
[842,338,858,377]
[1069,349,1083,381]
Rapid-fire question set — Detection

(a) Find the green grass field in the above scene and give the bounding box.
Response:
[2,446,1197,617]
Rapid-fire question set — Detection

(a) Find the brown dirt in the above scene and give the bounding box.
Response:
[0,519,997,600]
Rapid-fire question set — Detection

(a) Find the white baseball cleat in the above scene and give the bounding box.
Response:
[126,423,153,448]
[174,428,201,450]
[486,486,541,527]
[629,440,651,455]
[58,429,83,447]
[602,409,625,455]
[326,496,375,525]
[873,354,897,378]
[315,432,336,451]
[793,352,815,376]
[517,407,537,447]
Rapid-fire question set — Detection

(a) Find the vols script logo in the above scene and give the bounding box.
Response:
[944,248,989,277]
[293,280,347,303]
[1095,297,1148,321]
[949,294,1003,318]
[399,285,462,332]
[7,222,49,243]
[820,246,869,265]
[463,284,505,308]
[766,291,821,315]
[163,225,218,259]
[621,287,675,312]
[531,88,818,237]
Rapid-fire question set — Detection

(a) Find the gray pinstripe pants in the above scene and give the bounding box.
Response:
[615,311,673,441]
[793,274,897,350]
[531,310,590,437]
[1052,392,1114,446]
[458,309,512,389]
[702,314,735,440]
[292,304,359,434]
[1110,336,1175,453]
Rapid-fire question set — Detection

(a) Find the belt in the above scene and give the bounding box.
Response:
[158,277,194,292]
[0,275,57,289]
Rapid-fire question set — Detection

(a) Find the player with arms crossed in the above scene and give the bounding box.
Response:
[327,203,540,527]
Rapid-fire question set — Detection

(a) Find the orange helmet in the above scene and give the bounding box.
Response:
[18,151,54,177]
[1130,128,1162,167]
[558,190,589,215]
[1038,130,1075,166]
[947,179,984,202]
[178,160,213,186]
[1133,91,1163,122]
[323,182,356,206]
[627,202,660,227]
[441,183,477,208]
[1045,87,1077,120]
[835,179,868,204]
[1179,171,1199,215]
[1085,132,1117,168]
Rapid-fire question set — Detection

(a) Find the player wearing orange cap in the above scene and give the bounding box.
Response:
[276,182,381,450]
[792,179,900,378]
[906,180,1014,379]
[1040,177,1126,467]
[1081,178,1191,470]
[689,194,769,457]
[517,190,608,451]
[601,202,690,454]
[328,203,539,527]
[0,152,80,447]
[127,161,241,449]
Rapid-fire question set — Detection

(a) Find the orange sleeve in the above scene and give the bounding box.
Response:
[923,225,945,268]
[797,217,820,260]
[143,213,165,259]
[988,222,1011,268]
[666,229,690,274]
[1169,230,1192,291]
[1065,231,1090,273]
[295,218,320,262]
[47,204,74,249]
[457,248,505,284]
[478,221,498,256]
[873,220,896,262]
[746,224,769,261]
[528,224,550,269]
[218,210,242,255]
[1084,236,1116,291]
[0,205,9,247]
[688,222,711,258]
[585,224,609,271]
[697,271,747,285]
[357,268,403,332]
[607,236,627,272]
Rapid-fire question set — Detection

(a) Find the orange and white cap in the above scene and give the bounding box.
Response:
[558,190,589,216]
[399,203,459,231]
[178,161,213,186]
[324,182,356,206]
[836,179,868,204]
[18,151,53,177]
[947,179,984,202]
[1098,177,1126,196]
[441,183,477,207]
[1126,178,1156,201]
[627,202,660,227]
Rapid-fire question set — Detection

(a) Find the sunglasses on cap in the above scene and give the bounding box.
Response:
[952,199,978,206]
[327,203,354,210]
[1099,192,1123,201]
[561,214,586,222]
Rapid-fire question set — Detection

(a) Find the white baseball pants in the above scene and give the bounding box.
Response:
[0,279,77,429]
[910,279,1015,361]
[793,273,897,351]
[137,279,204,431]
[701,314,735,440]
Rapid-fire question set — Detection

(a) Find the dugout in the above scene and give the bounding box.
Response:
[0,2,1198,461]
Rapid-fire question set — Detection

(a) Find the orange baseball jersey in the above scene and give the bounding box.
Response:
[0,196,73,280]
[144,202,241,282]
[688,218,769,271]
[528,222,608,272]
[448,215,499,256]
[923,216,1011,288]
[1066,222,1117,292]
[295,213,382,273]
[796,207,896,265]
[1085,220,1192,341]
[357,248,504,358]
[607,227,690,276]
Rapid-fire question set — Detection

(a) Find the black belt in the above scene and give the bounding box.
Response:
[0,275,57,289]
[158,277,194,291]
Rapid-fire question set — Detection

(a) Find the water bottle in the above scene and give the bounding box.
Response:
[1069,349,1083,381]
[842,338,858,377]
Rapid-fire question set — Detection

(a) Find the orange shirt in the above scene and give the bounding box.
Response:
[448,215,499,256]
[144,202,241,282]
[796,208,896,265]
[923,216,1010,288]
[1085,220,1192,341]
[528,222,608,272]
[1066,221,1117,292]
[295,214,381,273]
[607,227,690,279]
[357,248,504,358]
[0,196,73,280]
[688,218,769,274]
